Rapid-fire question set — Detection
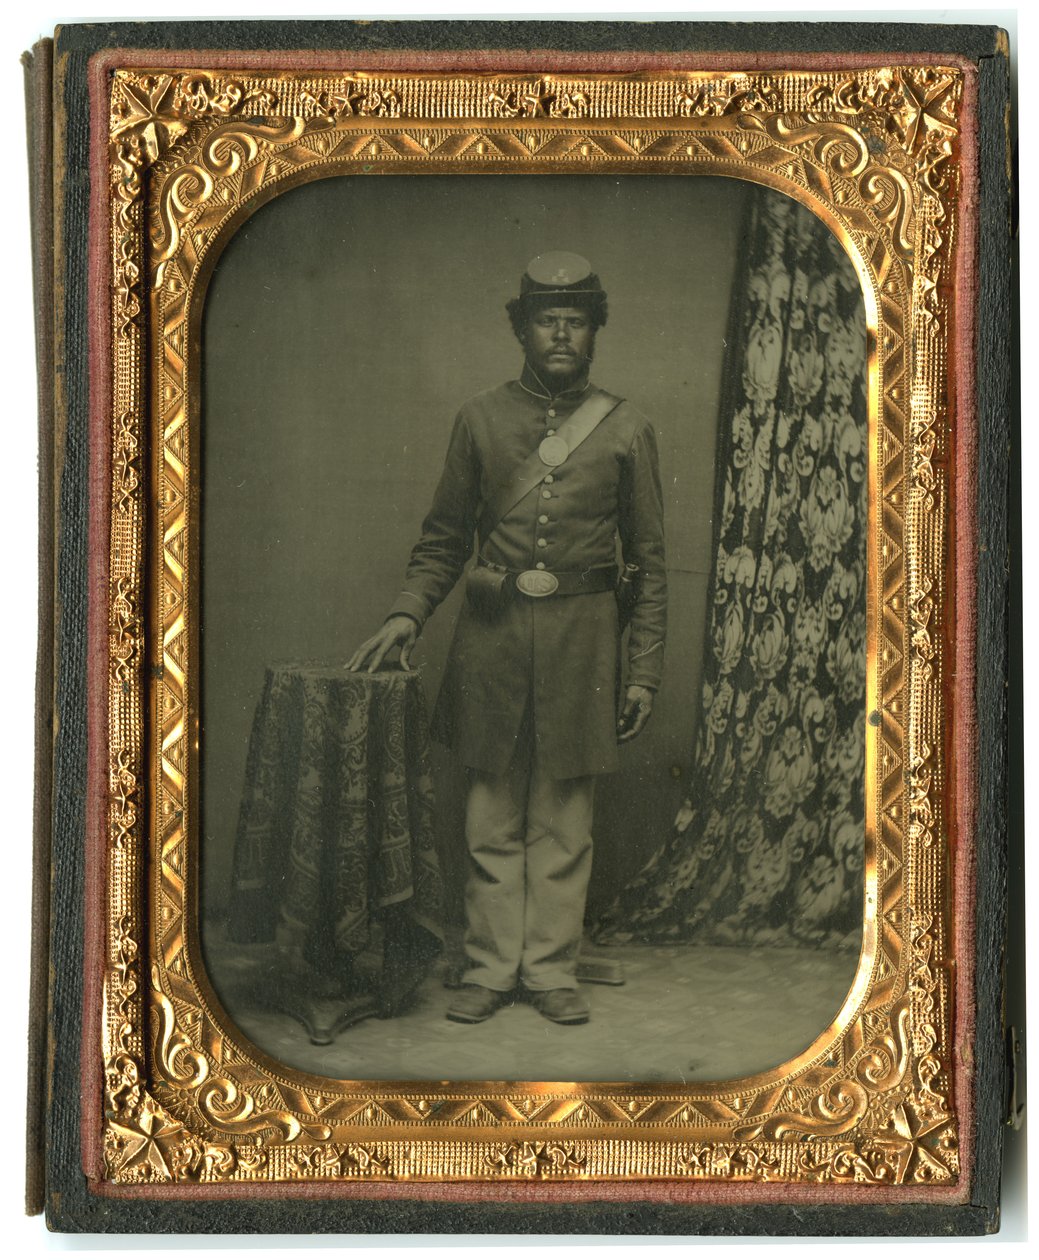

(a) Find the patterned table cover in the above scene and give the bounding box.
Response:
[227,664,443,1026]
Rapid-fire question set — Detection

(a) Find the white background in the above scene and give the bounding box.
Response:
[0,2,1027,1255]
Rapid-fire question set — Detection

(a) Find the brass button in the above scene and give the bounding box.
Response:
[538,514,549,524]
[547,408,556,418]
[544,474,554,484]
[546,428,556,436]
[536,561,546,570]
[542,489,552,499]
[537,538,548,549]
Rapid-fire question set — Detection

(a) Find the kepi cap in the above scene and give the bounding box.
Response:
[519,251,606,300]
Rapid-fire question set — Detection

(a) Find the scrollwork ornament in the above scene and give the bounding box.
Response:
[674,76,783,117]
[542,87,590,119]
[150,967,332,1146]
[300,82,400,121]
[488,81,589,119]
[165,1134,269,1183]
[112,72,279,163]
[677,1143,712,1174]
[110,748,138,851]
[907,743,936,847]
[737,110,917,260]
[486,1142,588,1177]
[486,86,538,118]
[286,1144,392,1177]
[114,137,144,205]
[737,1003,913,1143]
[730,1146,783,1180]
[105,1051,141,1121]
[807,69,907,135]
[115,410,140,513]
[114,229,141,337]
[672,1140,791,1181]
[152,116,306,288]
[908,577,936,676]
[798,1142,901,1184]
[342,1144,392,1175]
[286,1144,346,1177]
[112,576,138,682]
[173,74,278,120]
[112,136,144,341]
[911,407,939,506]
[806,68,960,174]
[106,914,139,1060]
[790,1095,957,1187]
[908,914,950,1115]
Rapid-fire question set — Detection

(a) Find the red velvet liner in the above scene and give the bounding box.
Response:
[949,52,981,1213]
[80,42,982,1210]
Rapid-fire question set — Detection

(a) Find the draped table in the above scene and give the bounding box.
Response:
[226,664,443,1043]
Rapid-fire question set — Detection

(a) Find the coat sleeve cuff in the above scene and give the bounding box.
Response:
[627,640,663,691]
[387,591,430,628]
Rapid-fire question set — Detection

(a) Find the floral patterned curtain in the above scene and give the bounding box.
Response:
[597,188,867,951]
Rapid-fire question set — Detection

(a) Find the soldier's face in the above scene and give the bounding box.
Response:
[522,306,595,388]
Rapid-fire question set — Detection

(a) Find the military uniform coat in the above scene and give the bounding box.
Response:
[389,365,667,779]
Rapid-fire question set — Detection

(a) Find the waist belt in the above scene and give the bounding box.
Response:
[478,558,617,598]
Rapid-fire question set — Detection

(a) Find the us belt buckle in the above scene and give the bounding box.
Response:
[516,569,559,597]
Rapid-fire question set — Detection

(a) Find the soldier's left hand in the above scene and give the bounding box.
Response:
[617,685,654,743]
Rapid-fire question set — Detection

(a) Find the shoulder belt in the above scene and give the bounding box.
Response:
[478,390,623,543]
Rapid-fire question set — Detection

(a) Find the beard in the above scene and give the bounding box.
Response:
[528,342,594,390]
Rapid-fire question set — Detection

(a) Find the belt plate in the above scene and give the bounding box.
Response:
[515,569,560,597]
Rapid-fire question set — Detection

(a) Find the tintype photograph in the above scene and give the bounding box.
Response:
[29,21,1008,1223]
[198,171,868,1084]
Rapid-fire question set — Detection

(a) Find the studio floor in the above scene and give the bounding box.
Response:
[204,937,860,1084]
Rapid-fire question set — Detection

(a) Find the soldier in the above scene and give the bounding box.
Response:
[348,253,666,1026]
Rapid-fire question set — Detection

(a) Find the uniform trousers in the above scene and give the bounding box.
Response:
[461,729,595,993]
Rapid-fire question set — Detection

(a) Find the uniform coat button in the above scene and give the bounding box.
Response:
[537,538,548,549]
[538,514,549,524]
[535,562,546,570]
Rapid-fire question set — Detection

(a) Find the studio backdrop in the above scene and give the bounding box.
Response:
[200,172,751,934]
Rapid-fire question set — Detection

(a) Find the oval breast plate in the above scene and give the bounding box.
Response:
[538,435,570,467]
[515,569,560,598]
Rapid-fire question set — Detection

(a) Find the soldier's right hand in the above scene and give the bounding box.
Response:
[346,615,419,674]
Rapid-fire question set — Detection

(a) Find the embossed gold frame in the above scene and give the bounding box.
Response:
[98,58,974,1195]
